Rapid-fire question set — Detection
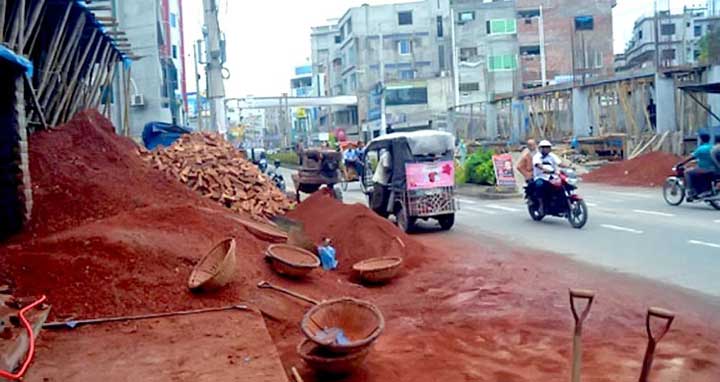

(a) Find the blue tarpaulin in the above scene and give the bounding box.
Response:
[0,46,33,76]
[142,122,192,150]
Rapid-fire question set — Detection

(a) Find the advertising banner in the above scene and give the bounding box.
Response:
[406,161,454,190]
[492,154,516,187]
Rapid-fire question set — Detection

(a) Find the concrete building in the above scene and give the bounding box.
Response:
[290,65,317,144]
[311,0,453,138]
[111,0,188,138]
[615,7,709,72]
[710,0,720,16]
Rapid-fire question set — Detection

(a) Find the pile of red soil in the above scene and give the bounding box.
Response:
[287,192,426,274]
[583,151,682,187]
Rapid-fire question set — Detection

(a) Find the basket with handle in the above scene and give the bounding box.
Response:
[266,244,320,278]
[352,256,403,284]
[301,298,385,354]
[188,238,237,291]
[297,338,370,376]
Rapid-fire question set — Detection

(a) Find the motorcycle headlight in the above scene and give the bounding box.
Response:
[567,178,579,186]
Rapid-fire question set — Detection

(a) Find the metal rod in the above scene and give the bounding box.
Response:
[44,304,250,330]
[684,91,720,124]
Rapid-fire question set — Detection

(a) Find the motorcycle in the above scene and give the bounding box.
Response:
[662,164,720,210]
[258,158,268,173]
[525,167,588,229]
[267,160,286,192]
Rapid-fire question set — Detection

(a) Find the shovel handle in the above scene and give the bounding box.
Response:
[646,307,675,343]
[569,289,595,325]
[257,280,320,305]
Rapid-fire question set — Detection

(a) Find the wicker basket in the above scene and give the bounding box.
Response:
[301,298,384,354]
[237,217,288,243]
[297,338,370,376]
[352,257,403,284]
[188,238,237,291]
[266,244,320,278]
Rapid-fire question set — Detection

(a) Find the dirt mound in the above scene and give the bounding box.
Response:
[27,109,209,236]
[583,151,682,187]
[287,192,426,274]
[143,133,291,220]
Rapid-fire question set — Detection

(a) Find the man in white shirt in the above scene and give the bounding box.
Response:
[371,149,392,216]
[532,140,565,207]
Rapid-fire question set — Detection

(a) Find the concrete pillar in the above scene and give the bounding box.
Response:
[485,102,498,139]
[572,87,590,137]
[655,73,676,134]
[510,99,524,144]
[707,65,720,126]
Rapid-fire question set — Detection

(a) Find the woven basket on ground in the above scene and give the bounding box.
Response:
[266,244,320,278]
[188,238,237,291]
[236,216,288,243]
[297,338,370,376]
[352,256,403,284]
[301,298,384,354]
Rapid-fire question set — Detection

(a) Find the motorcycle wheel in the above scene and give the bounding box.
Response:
[528,203,544,221]
[708,200,720,210]
[568,200,588,229]
[662,178,685,206]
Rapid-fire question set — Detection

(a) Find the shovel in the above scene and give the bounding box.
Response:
[270,216,316,253]
[638,307,675,382]
[569,289,595,382]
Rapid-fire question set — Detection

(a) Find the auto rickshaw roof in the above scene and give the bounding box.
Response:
[367,130,455,156]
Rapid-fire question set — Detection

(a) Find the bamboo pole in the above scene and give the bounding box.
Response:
[123,64,131,136]
[0,0,7,43]
[22,0,44,54]
[8,0,25,50]
[41,21,85,120]
[26,3,45,56]
[52,30,100,126]
[37,2,73,95]
[76,44,112,112]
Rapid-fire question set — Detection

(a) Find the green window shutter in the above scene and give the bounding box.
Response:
[490,19,505,34]
[507,19,517,34]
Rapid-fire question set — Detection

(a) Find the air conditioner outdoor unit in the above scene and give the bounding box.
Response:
[130,94,145,107]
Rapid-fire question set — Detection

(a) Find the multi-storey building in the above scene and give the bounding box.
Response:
[615,7,710,72]
[290,65,318,144]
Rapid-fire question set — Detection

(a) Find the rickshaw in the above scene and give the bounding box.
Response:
[361,130,457,232]
[339,141,366,192]
[291,148,343,202]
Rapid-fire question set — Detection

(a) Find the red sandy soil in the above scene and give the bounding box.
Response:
[0,111,718,381]
[583,152,683,187]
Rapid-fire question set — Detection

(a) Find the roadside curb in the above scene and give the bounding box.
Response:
[456,185,522,200]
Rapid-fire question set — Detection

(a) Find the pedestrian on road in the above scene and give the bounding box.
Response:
[517,139,537,182]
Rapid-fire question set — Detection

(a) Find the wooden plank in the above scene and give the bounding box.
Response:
[629,135,657,160]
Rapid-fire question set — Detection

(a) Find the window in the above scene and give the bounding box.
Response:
[346,18,352,34]
[638,30,643,40]
[520,45,540,56]
[517,9,540,19]
[334,35,341,44]
[486,19,517,35]
[459,82,480,92]
[594,51,603,68]
[437,16,444,37]
[458,11,475,22]
[398,39,412,55]
[575,16,594,31]
[695,25,703,37]
[398,11,413,25]
[694,49,701,60]
[662,49,676,60]
[438,45,446,70]
[385,87,428,106]
[172,45,178,59]
[488,54,517,71]
[170,13,178,28]
[400,70,416,80]
[459,47,478,61]
[661,23,676,36]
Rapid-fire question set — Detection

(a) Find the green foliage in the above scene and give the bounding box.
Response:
[268,151,299,166]
[454,161,467,185]
[464,149,496,185]
[699,28,720,64]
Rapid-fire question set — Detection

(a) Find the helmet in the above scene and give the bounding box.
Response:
[539,140,552,148]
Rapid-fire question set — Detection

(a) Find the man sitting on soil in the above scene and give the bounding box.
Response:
[677,133,719,200]
[371,148,392,216]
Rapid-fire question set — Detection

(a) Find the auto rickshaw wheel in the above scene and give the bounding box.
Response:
[395,203,415,233]
[438,214,455,231]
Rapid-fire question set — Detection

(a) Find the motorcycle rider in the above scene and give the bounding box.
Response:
[532,140,569,209]
[676,133,718,200]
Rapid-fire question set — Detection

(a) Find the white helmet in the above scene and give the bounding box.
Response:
[539,140,552,148]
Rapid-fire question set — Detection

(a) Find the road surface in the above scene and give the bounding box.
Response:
[279,168,720,297]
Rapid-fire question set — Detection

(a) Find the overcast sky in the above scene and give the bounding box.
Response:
[181,0,706,98]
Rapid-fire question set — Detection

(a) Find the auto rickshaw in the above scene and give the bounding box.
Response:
[361,130,457,232]
[291,147,343,202]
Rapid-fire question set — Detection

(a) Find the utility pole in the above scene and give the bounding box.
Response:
[654,0,660,71]
[450,8,460,108]
[201,0,227,135]
[379,31,387,135]
[193,40,203,131]
[539,5,547,86]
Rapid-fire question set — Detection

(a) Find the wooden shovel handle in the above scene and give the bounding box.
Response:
[646,307,675,343]
[569,289,595,325]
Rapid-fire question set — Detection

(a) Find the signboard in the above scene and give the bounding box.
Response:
[492,154,516,187]
[406,161,454,190]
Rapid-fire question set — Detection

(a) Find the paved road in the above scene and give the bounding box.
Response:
[279,168,720,297]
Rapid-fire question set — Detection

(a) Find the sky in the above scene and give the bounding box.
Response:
[180,0,707,98]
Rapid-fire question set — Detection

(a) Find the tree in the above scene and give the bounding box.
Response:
[699,26,720,65]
